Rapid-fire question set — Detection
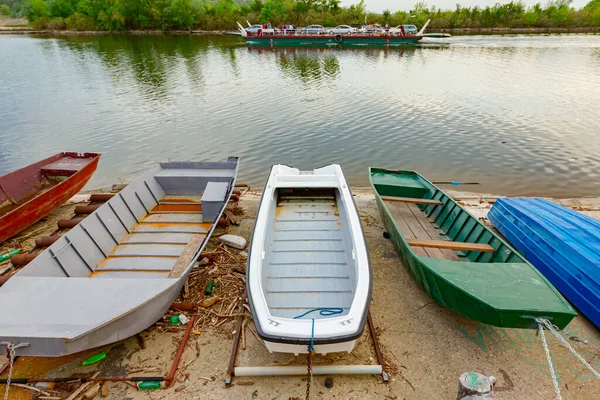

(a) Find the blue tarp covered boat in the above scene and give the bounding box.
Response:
[489,198,600,328]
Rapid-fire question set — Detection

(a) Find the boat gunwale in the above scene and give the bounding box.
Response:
[246,164,372,346]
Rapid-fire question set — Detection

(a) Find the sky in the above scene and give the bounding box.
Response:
[346,0,590,13]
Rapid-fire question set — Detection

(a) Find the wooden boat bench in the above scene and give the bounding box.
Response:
[41,158,94,177]
[384,200,493,259]
[380,195,443,206]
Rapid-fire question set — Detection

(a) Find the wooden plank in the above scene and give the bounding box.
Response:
[382,196,443,206]
[406,239,495,252]
[153,203,202,212]
[406,204,459,261]
[391,203,445,259]
[168,234,204,278]
[385,202,429,257]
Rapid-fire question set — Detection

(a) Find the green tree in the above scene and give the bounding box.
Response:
[259,0,285,23]
[0,4,10,14]
[25,0,48,21]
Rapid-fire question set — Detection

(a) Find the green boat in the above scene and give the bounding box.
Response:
[370,168,576,329]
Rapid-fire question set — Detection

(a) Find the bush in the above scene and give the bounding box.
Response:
[46,16,66,29]
[30,15,49,28]
[0,4,10,15]
[65,12,94,30]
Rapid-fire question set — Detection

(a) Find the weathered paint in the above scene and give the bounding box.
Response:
[0,152,101,243]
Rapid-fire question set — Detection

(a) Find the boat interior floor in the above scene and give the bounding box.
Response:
[264,189,355,320]
[92,195,210,279]
[385,200,460,261]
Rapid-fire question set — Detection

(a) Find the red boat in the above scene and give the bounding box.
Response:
[0,152,101,243]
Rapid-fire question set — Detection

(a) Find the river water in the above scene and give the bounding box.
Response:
[1,34,599,196]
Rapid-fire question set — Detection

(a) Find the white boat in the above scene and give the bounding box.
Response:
[0,157,238,357]
[247,164,371,355]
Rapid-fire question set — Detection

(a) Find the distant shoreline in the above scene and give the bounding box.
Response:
[1,26,599,36]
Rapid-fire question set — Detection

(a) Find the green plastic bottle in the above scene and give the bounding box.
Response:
[204,280,214,296]
[170,315,180,324]
[137,381,161,390]
[0,249,20,263]
[82,351,106,366]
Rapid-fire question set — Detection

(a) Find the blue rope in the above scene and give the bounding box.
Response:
[293,308,344,319]
[293,308,343,353]
[309,318,315,352]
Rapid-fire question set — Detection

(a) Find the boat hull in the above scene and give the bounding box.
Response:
[0,152,100,243]
[370,168,576,329]
[247,165,371,354]
[0,157,239,356]
[489,198,600,328]
[244,35,422,46]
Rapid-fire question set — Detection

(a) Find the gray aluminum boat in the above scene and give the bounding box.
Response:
[0,157,238,357]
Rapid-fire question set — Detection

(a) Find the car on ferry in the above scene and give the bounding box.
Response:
[359,24,385,34]
[389,24,418,35]
[327,25,356,34]
[298,25,325,34]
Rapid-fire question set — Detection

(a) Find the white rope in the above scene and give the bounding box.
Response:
[538,321,562,400]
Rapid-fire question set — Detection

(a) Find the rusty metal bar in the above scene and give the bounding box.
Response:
[89,193,115,203]
[35,235,61,247]
[0,276,10,287]
[367,310,389,382]
[169,303,199,312]
[57,218,83,229]
[10,253,37,266]
[226,291,247,385]
[74,205,100,215]
[165,315,196,386]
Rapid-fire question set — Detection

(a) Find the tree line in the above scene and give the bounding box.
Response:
[1,0,599,31]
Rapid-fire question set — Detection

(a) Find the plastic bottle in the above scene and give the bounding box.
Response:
[204,280,214,295]
[170,315,180,324]
[136,381,161,390]
[82,351,106,366]
[0,249,20,262]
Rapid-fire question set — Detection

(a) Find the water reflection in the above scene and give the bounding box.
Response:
[1,34,599,197]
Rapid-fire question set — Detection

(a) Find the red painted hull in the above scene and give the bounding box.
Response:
[0,152,101,243]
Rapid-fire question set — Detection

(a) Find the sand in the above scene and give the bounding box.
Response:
[2,189,599,400]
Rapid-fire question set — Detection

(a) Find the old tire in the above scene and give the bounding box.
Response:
[335,34,343,43]
[383,231,390,239]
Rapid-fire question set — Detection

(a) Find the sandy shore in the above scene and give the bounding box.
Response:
[1,188,599,399]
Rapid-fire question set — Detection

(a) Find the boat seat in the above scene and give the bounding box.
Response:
[41,158,91,177]
[382,196,443,206]
[201,181,229,222]
[406,239,494,252]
